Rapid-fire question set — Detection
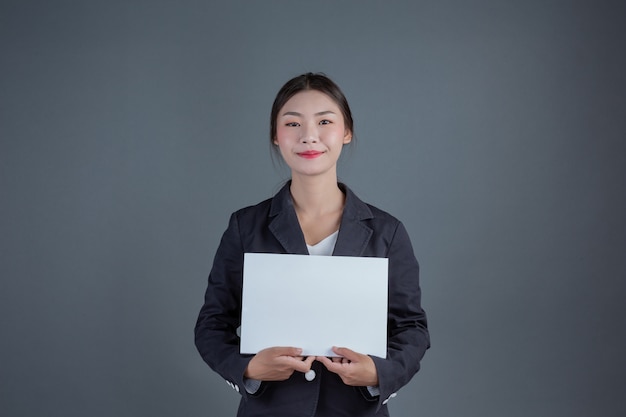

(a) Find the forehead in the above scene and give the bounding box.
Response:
[280,90,340,113]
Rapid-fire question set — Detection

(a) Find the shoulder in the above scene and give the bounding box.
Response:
[230,182,290,224]
[365,201,400,223]
[231,197,272,223]
[342,183,402,228]
[234,181,292,216]
[363,202,406,244]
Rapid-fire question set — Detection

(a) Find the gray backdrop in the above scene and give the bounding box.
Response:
[1,1,625,416]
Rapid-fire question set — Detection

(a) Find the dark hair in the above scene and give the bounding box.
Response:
[270,73,354,146]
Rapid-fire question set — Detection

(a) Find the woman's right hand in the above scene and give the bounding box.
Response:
[244,347,315,381]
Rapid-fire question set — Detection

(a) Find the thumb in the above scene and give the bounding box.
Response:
[332,346,360,361]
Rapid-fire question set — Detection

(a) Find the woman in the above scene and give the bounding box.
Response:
[195,73,429,417]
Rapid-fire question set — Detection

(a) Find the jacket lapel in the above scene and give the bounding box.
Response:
[268,183,309,255]
[268,182,374,257]
[332,184,374,257]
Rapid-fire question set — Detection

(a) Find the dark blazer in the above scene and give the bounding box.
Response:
[195,182,429,417]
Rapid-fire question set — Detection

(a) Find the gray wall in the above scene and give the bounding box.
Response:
[1,1,625,416]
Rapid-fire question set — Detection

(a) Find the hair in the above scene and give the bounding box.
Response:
[269,72,354,148]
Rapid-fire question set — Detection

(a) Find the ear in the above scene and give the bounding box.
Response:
[343,130,352,145]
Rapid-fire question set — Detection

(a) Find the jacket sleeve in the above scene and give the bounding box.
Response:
[194,212,262,400]
[369,221,430,409]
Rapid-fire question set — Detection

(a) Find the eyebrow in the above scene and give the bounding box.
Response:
[281,110,337,117]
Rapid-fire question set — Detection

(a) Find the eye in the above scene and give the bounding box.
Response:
[285,122,300,127]
[319,119,332,125]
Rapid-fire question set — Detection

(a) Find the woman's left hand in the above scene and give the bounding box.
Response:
[316,346,379,386]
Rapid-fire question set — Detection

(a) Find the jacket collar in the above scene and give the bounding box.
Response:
[268,181,373,256]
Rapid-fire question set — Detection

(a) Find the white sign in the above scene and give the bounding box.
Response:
[240,253,388,357]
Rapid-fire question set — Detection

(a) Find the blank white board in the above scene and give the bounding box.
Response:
[240,253,388,357]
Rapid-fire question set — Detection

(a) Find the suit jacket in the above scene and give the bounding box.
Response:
[195,182,430,417]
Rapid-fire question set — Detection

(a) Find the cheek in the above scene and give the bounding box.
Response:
[275,126,290,145]
[329,127,348,144]
[273,130,290,156]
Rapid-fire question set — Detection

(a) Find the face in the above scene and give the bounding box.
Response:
[274,90,352,179]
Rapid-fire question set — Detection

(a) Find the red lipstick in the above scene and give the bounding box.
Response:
[297,151,323,159]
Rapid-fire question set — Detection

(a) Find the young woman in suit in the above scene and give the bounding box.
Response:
[195,73,429,417]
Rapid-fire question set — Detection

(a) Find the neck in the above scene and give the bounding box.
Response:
[289,174,344,216]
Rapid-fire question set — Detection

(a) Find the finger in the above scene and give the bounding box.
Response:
[270,346,303,357]
[303,355,315,368]
[293,355,314,363]
[316,355,345,375]
[316,355,332,368]
[289,355,314,373]
[332,346,360,361]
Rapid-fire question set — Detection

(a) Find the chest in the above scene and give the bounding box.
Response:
[297,210,343,246]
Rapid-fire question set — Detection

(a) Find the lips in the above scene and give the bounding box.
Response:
[297,150,324,159]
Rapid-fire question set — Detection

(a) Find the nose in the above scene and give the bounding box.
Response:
[300,122,318,143]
